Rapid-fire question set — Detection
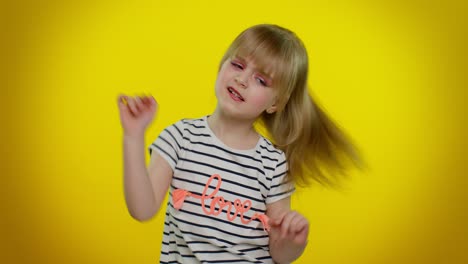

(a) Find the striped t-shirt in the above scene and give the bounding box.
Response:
[148,116,295,263]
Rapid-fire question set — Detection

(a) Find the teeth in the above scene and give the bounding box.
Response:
[228,87,244,101]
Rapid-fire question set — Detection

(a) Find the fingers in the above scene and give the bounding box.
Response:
[117,94,157,116]
[143,95,158,109]
[127,96,141,115]
[118,94,128,107]
[280,211,297,238]
[294,219,309,244]
[271,210,309,242]
[290,212,308,233]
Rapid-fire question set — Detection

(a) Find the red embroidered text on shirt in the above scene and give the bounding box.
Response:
[172,174,270,232]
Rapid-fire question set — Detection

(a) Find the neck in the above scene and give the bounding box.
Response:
[208,109,259,149]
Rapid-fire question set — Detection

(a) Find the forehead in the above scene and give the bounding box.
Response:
[224,35,292,88]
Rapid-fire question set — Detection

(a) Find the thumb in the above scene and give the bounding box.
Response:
[269,218,281,226]
[117,95,128,107]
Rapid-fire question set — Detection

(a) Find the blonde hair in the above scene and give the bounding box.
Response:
[220,24,364,187]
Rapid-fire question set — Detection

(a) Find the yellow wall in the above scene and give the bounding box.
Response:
[2,0,467,263]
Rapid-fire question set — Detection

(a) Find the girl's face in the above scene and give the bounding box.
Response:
[214,55,278,121]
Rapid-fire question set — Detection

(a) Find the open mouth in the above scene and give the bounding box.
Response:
[227,87,245,102]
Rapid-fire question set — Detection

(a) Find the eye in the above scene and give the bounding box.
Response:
[230,61,244,70]
[256,77,267,86]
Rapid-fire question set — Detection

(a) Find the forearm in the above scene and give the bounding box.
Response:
[270,237,307,263]
[123,134,157,221]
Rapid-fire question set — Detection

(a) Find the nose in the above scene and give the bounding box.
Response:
[235,73,248,88]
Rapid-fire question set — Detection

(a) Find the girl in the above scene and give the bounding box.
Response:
[118,24,362,263]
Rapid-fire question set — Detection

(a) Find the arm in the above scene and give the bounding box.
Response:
[123,135,173,221]
[267,197,309,263]
[118,94,173,221]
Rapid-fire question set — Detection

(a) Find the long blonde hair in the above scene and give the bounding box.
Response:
[219,24,364,187]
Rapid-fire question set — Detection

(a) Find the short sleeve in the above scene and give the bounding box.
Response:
[147,120,185,171]
[266,151,295,204]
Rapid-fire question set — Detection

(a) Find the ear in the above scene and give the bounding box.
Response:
[266,106,276,114]
[266,99,278,114]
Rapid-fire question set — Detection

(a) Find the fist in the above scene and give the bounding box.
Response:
[270,210,309,246]
[117,94,158,136]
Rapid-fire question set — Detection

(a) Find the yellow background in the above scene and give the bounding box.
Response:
[2,0,467,263]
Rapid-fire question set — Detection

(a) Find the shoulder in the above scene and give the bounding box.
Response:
[177,116,211,138]
[257,136,285,161]
[159,116,213,146]
[178,116,206,130]
[164,116,206,133]
[256,136,287,177]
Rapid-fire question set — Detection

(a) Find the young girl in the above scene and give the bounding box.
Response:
[118,24,362,263]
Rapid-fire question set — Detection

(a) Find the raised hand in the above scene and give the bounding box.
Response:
[117,94,158,137]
